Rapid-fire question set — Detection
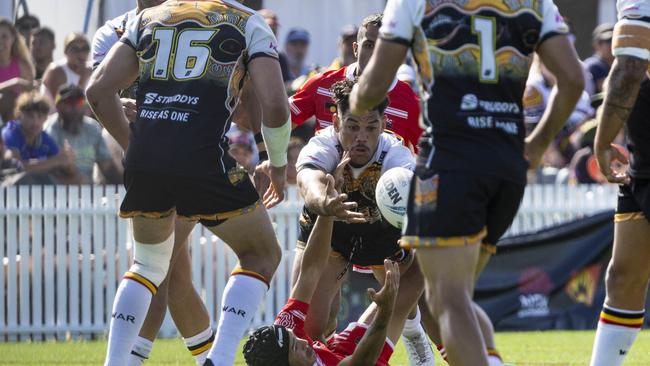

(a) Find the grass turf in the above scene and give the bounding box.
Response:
[1,330,650,365]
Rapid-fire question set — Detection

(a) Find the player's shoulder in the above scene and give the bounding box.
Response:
[310,126,338,147]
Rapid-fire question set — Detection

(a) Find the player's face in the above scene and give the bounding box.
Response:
[355,24,379,75]
[335,110,385,166]
[287,331,316,366]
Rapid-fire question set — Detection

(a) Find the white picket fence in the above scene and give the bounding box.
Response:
[0,183,618,341]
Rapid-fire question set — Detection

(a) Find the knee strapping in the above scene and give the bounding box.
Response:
[128,233,175,290]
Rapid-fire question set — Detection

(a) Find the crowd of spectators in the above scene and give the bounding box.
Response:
[0,9,627,189]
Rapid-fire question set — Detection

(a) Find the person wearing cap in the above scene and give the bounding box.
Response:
[328,24,358,70]
[44,84,119,184]
[285,27,311,80]
[583,23,614,95]
[41,32,92,106]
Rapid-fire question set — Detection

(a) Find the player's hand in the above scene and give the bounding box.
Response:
[263,163,286,209]
[368,259,400,312]
[524,137,546,171]
[321,153,366,223]
[595,142,630,184]
[253,159,272,197]
[120,98,137,123]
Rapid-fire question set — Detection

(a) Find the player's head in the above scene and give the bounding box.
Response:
[355,13,382,75]
[243,325,316,366]
[331,79,389,166]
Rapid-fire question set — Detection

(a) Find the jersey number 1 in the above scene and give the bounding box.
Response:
[471,16,497,83]
[151,28,217,81]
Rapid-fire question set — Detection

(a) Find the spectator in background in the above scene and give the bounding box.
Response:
[41,33,92,104]
[258,9,292,83]
[13,14,39,49]
[31,27,55,80]
[285,27,310,80]
[1,90,73,180]
[583,23,614,95]
[0,136,23,184]
[227,127,256,174]
[328,24,358,70]
[0,18,35,123]
[44,85,120,184]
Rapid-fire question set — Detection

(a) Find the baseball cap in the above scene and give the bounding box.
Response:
[286,28,310,44]
[592,23,614,42]
[340,24,358,40]
[55,84,85,105]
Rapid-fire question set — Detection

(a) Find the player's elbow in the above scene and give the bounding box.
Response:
[556,67,584,99]
[85,81,104,105]
[263,102,290,127]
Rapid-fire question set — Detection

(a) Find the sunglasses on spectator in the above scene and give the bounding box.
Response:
[62,96,86,108]
[68,45,90,53]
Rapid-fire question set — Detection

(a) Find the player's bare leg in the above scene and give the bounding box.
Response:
[418,244,488,366]
[204,205,281,366]
[590,217,650,366]
[373,257,434,365]
[105,215,175,366]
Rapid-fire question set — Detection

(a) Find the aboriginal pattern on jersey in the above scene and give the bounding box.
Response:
[422,0,543,82]
[136,1,252,114]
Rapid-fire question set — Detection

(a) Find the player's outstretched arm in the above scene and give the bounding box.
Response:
[86,42,139,150]
[350,39,409,116]
[526,35,584,169]
[248,56,290,207]
[339,260,400,366]
[594,54,647,183]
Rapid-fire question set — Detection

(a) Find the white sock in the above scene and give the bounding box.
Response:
[184,326,215,365]
[127,336,153,366]
[589,306,644,366]
[104,279,154,366]
[206,273,268,366]
[488,354,503,366]
[403,306,423,339]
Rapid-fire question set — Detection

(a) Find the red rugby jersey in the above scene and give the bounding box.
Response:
[289,63,422,151]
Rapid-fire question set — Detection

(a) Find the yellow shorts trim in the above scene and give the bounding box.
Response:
[119,208,175,219]
[401,227,487,249]
[123,271,158,295]
[178,201,261,222]
[481,242,497,254]
[614,212,646,222]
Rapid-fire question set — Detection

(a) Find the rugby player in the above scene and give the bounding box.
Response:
[91,1,217,364]
[294,79,431,363]
[86,1,290,365]
[350,0,585,365]
[590,1,650,364]
[287,13,432,365]
[243,177,407,366]
[289,14,422,151]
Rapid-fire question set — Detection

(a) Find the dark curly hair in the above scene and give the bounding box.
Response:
[242,325,290,366]
[330,78,389,116]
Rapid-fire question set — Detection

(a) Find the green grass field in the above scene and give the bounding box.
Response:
[1,331,650,365]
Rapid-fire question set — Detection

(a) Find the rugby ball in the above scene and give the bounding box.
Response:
[375,167,413,229]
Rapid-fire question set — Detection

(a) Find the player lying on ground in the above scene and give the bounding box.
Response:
[243,166,415,366]
[590,1,650,364]
[291,79,430,364]
[87,1,289,365]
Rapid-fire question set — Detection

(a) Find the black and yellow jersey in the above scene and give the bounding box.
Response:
[380,0,569,184]
[625,78,650,179]
[120,0,278,177]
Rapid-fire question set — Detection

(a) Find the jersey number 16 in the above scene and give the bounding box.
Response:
[151,28,217,81]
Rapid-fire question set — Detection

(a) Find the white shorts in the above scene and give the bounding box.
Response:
[615,0,650,60]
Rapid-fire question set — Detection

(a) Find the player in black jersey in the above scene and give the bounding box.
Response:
[350,1,585,365]
[86,1,290,366]
[589,3,650,360]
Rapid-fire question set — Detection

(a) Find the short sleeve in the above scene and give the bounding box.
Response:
[119,13,142,50]
[92,23,119,68]
[295,131,338,173]
[383,144,415,173]
[246,13,279,61]
[91,122,111,162]
[288,73,321,126]
[539,0,569,45]
[379,0,425,45]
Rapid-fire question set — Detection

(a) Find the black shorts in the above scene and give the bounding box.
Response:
[120,163,259,226]
[298,217,407,267]
[402,169,525,253]
[616,177,650,224]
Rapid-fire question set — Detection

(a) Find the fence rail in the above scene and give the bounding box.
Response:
[0,184,618,340]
